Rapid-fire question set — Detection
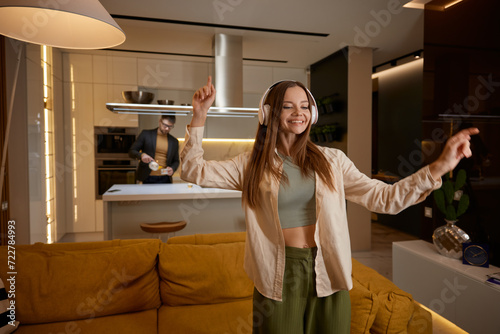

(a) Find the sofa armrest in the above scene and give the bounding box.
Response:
[408,301,433,334]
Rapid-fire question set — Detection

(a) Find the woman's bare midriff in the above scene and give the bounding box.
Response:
[282,224,317,248]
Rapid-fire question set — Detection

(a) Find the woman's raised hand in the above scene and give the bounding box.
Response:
[429,127,480,180]
[191,76,216,127]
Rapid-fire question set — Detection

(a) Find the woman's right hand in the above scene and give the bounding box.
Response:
[191,76,216,127]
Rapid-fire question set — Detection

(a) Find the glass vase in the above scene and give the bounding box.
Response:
[432,219,470,259]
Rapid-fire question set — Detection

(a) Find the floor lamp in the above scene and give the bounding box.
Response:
[0,0,126,203]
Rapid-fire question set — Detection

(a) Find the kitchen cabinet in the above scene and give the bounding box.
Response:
[62,81,96,233]
[93,83,138,127]
[92,55,110,84]
[137,58,209,90]
[111,56,137,85]
[92,55,138,127]
[243,66,274,93]
[63,53,93,83]
[63,54,138,234]
[63,53,139,128]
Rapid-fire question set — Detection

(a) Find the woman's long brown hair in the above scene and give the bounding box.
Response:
[242,81,335,209]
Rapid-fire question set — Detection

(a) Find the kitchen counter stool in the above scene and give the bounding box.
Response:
[140,221,187,241]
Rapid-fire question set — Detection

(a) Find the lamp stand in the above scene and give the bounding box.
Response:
[0,41,23,203]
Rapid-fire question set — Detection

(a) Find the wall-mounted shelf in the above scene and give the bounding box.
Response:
[438,114,500,119]
[106,103,259,118]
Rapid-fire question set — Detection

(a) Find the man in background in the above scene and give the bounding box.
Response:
[129,115,179,183]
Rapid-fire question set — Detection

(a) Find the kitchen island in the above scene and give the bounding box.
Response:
[102,183,245,240]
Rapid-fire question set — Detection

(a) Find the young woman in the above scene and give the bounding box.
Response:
[181,76,478,333]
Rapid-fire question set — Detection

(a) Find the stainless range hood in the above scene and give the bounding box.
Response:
[214,34,243,108]
[106,34,257,118]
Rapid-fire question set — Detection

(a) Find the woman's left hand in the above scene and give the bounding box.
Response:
[429,127,480,180]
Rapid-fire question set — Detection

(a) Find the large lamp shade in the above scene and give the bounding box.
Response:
[0,0,125,49]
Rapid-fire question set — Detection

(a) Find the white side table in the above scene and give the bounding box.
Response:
[393,240,500,334]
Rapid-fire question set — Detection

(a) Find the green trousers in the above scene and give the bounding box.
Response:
[252,246,351,334]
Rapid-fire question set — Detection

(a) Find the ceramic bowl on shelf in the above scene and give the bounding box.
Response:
[122,91,154,104]
[157,99,175,105]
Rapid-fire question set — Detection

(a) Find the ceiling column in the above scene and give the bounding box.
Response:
[347,46,373,251]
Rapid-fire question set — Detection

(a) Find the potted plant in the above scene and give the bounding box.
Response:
[314,126,325,142]
[317,93,339,114]
[321,96,333,113]
[316,99,327,115]
[432,169,471,258]
[321,124,337,142]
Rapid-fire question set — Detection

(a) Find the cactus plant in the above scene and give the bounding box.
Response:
[433,169,469,221]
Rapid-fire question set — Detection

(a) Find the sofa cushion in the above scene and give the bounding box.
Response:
[0,239,161,325]
[352,259,414,334]
[12,309,157,334]
[158,299,252,334]
[349,277,379,334]
[159,241,253,306]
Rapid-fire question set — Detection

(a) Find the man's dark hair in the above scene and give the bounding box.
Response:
[161,115,176,124]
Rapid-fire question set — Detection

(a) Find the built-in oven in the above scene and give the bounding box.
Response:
[95,127,138,199]
[95,127,137,154]
[96,158,137,198]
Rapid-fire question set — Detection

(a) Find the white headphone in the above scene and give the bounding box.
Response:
[258,80,318,126]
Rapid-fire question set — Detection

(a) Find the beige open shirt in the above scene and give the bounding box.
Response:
[181,126,442,301]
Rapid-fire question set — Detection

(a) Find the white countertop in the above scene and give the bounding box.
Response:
[102,183,242,201]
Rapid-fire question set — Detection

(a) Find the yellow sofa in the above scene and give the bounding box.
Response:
[0,232,431,333]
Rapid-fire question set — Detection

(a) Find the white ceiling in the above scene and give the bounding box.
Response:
[99,0,425,68]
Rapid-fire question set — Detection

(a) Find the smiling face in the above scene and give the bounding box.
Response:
[279,85,311,136]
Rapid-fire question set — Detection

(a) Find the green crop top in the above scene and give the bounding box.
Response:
[277,154,316,229]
